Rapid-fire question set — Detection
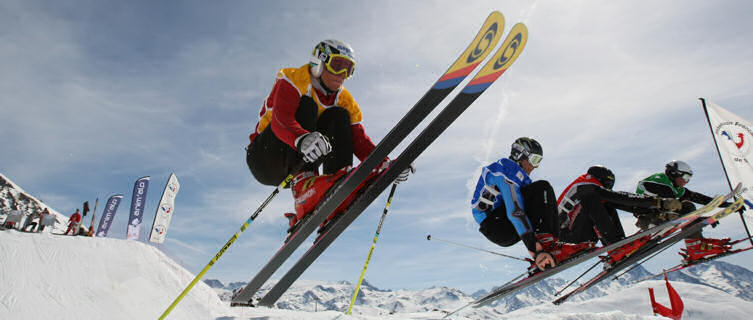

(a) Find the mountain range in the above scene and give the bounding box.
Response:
[203,259,753,316]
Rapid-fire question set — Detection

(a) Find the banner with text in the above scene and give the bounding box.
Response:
[95,194,124,237]
[705,101,753,210]
[149,173,180,244]
[126,176,150,240]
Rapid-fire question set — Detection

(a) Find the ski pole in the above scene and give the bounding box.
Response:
[346,183,398,315]
[611,243,673,281]
[158,164,302,320]
[554,260,601,296]
[426,235,528,262]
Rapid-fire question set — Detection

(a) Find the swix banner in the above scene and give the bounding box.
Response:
[703,100,753,210]
[149,173,180,244]
[96,194,124,237]
[126,176,150,240]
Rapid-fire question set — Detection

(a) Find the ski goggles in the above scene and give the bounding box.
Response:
[324,54,356,78]
[528,153,543,167]
[680,172,692,183]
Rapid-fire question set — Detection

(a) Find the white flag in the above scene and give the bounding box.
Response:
[704,101,753,211]
[149,173,180,243]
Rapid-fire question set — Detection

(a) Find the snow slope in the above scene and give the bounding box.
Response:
[3,229,753,320]
[0,230,436,320]
[3,170,753,319]
[0,231,225,319]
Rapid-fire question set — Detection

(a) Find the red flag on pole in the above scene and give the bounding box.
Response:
[648,273,684,320]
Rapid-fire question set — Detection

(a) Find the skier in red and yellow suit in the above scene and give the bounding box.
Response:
[246,39,412,229]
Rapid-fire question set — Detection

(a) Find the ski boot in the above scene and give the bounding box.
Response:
[680,238,732,263]
[604,235,651,267]
[315,161,391,240]
[536,233,596,263]
[284,168,349,242]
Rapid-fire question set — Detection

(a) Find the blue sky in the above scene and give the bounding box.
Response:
[3,0,753,294]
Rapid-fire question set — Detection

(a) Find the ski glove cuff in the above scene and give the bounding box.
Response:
[295,132,332,163]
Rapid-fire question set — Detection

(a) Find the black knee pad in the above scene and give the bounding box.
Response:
[479,215,520,247]
[318,106,350,126]
[296,96,319,130]
[521,180,556,207]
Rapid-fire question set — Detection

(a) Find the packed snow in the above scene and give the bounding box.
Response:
[2,228,753,319]
[3,171,753,319]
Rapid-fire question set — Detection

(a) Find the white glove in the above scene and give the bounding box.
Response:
[394,164,415,184]
[295,132,331,163]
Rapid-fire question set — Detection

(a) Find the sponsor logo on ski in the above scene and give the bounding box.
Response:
[467,22,498,64]
[494,32,523,69]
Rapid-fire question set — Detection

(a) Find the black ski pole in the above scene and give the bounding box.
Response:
[426,235,528,262]
[554,260,601,296]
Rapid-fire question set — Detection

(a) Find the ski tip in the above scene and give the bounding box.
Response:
[434,11,506,91]
[463,23,528,94]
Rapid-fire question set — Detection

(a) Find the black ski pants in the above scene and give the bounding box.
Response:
[559,194,626,245]
[246,96,353,186]
[479,180,559,247]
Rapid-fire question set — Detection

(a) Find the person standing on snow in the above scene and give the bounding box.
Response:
[21,209,41,232]
[557,165,682,264]
[37,208,52,232]
[471,137,581,272]
[246,39,413,231]
[635,160,743,262]
[65,209,82,235]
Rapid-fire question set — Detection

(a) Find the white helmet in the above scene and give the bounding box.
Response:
[665,160,693,181]
[309,39,356,78]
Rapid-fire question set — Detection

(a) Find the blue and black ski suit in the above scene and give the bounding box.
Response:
[471,157,558,253]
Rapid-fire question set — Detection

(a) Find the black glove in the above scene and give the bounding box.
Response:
[737,205,748,215]
[534,250,556,271]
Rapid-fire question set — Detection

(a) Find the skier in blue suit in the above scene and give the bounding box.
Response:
[472,137,585,272]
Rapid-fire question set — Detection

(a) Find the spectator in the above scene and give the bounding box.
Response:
[22,209,40,232]
[3,205,23,229]
[37,208,53,232]
[65,209,82,235]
